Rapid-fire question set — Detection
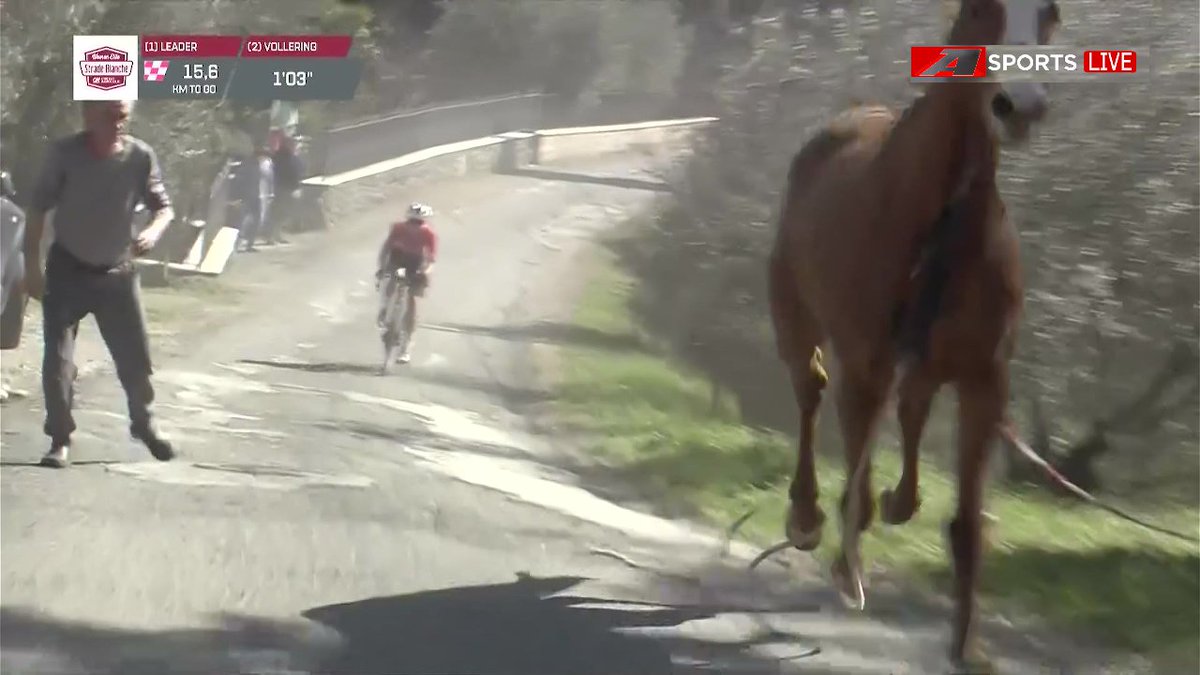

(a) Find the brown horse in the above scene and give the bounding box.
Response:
[767,0,1060,669]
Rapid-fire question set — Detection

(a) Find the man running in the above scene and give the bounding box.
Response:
[24,100,176,468]
[375,202,436,364]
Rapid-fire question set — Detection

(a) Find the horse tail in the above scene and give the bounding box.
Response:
[770,124,853,362]
[786,126,850,196]
[772,128,839,247]
[767,247,799,363]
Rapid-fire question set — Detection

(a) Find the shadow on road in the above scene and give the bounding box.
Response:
[237,358,380,376]
[0,459,122,468]
[0,574,806,675]
[389,366,555,406]
[311,417,533,460]
[238,356,554,405]
[304,573,703,674]
[427,321,650,354]
[500,166,671,193]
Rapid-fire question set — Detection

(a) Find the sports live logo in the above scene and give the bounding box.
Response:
[911,46,1140,82]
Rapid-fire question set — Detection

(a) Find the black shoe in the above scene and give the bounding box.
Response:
[132,425,175,462]
[40,441,70,469]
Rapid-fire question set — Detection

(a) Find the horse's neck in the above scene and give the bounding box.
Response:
[879,85,997,229]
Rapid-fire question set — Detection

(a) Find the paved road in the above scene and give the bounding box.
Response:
[0,157,1110,674]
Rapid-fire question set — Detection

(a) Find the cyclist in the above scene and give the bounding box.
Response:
[375,202,437,363]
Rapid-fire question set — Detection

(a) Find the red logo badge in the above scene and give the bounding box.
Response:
[79,46,134,91]
[910,46,988,79]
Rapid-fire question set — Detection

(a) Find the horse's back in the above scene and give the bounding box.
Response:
[773,103,905,371]
[784,104,896,196]
[778,105,898,267]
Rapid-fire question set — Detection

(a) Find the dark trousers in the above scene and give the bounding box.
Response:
[42,245,155,442]
[236,200,262,246]
[263,189,294,242]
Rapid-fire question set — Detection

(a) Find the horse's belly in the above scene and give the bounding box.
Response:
[926,249,1023,377]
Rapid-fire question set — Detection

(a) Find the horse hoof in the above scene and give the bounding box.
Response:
[786,521,822,551]
[949,652,996,675]
[880,487,919,525]
[830,555,865,611]
[785,507,825,551]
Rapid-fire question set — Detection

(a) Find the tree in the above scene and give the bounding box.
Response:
[419,0,684,105]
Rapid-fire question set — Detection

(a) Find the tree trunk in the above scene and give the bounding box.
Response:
[1018,340,1199,495]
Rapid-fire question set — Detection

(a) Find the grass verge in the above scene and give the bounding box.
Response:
[553,242,1200,668]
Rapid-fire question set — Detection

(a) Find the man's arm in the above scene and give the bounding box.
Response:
[423,225,438,264]
[137,145,174,247]
[23,211,45,280]
[24,143,64,298]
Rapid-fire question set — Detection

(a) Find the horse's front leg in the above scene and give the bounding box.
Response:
[882,368,938,524]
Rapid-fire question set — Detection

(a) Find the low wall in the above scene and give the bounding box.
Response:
[311,137,514,231]
[305,117,717,229]
[531,117,717,165]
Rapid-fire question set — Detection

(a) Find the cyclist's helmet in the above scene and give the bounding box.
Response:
[406,202,433,221]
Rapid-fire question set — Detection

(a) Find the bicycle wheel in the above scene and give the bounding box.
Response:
[379,281,408,374]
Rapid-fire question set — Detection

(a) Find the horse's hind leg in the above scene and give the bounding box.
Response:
[769,253,827,550]
[783,347,828,550]
[831,372,889,610]
[881,368,936,524]
[947,368,1006,670]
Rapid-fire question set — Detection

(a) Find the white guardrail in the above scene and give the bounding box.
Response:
[301,116,719,189]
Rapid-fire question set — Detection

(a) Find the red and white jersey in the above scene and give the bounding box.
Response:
[386,220,437,260]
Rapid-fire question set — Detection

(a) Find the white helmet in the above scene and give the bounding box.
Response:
[406,202,432,220]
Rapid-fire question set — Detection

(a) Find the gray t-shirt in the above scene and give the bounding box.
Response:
[30,132,171,268]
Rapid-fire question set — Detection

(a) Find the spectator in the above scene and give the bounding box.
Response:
[223,153,248,232]
[256,146,274,244]
[265,136,303,245]
[237,146,273,251]
[206,156,231,232]
[24,100,176,468]
[229,150,262,252]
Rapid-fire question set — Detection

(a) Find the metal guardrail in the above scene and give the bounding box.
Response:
[311,91,685,177]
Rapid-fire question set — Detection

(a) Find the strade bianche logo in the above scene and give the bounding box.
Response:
[73,35,140,100]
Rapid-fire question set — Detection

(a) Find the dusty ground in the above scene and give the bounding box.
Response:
[0,156,1124,674]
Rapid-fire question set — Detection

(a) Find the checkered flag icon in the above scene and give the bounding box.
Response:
[143,60,169,82]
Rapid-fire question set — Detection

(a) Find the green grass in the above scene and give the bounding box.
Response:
[554,248,1200,667]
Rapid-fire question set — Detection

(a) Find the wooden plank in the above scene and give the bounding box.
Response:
[196,226,240,275]
[182,234,204,267]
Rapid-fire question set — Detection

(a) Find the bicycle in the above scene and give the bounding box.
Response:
[377,267,410,374]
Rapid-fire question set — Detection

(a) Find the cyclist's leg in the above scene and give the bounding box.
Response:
[399,255,423,357]
[377,251,398,325]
